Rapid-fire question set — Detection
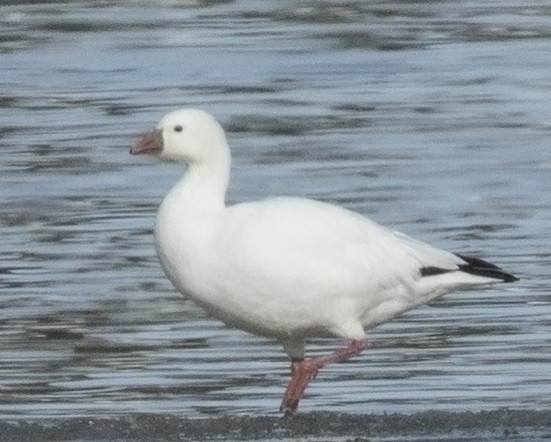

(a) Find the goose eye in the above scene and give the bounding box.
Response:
[174,125,183,132]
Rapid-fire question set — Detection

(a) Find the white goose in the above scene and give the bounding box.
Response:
[131,109,517,414]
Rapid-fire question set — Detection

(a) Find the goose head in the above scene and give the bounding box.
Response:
[131,108,229,167]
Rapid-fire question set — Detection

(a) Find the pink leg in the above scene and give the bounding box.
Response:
[280,338,368,415]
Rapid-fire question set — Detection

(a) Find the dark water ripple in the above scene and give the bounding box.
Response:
[0,0,550,429]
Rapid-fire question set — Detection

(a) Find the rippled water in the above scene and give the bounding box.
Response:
[0,0,550,420]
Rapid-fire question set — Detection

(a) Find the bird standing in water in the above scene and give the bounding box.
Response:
[131,109,517,414]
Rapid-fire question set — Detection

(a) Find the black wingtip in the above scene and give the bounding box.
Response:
[455,253,519,283]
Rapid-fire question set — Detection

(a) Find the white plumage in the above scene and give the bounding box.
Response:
[132,108,517,413]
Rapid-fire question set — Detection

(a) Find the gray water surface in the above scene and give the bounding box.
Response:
[1,0,550,425]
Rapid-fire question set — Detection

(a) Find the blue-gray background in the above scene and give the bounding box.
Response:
[1,0,549,418]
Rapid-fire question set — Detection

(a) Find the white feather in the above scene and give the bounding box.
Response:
[139,108,511,359]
